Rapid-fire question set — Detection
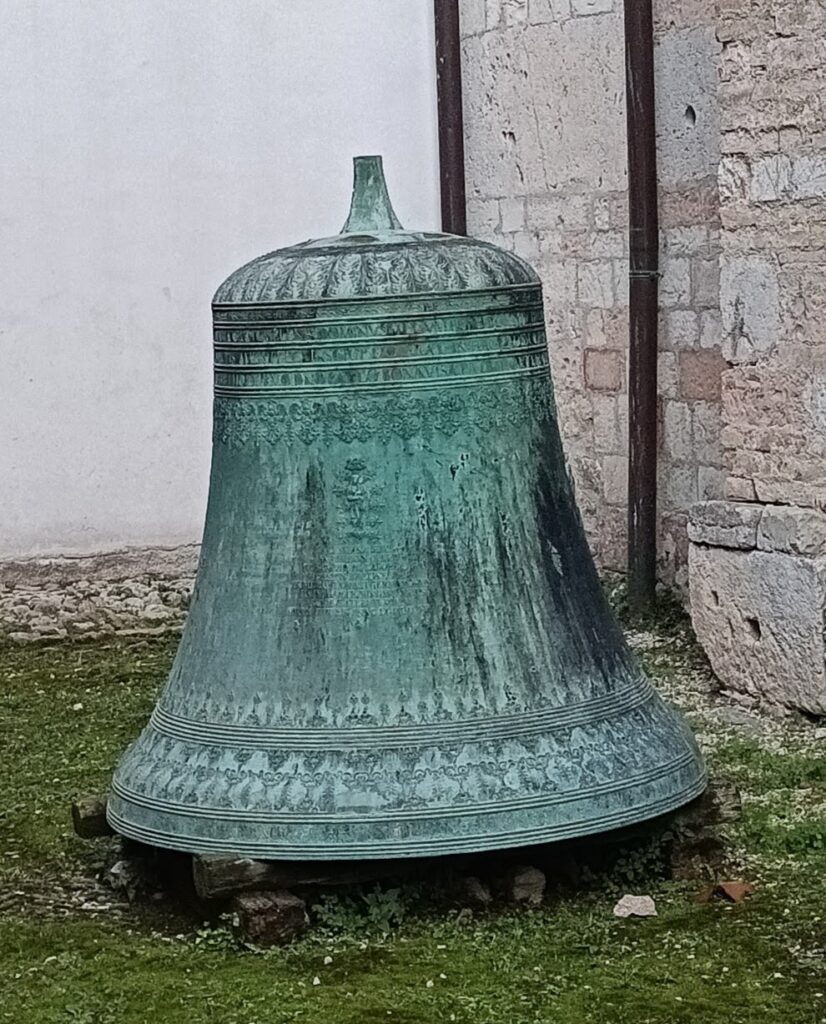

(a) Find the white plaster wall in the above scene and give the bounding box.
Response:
[0,0,439,558]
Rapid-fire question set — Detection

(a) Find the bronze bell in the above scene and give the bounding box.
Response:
[108,156,705,859]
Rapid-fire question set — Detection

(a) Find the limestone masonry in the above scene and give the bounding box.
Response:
[460,0,723,588]
[463,0,826,712]
[690,0,826,714]
[0,548,196,642]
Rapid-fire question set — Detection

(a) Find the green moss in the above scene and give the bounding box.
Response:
[0,638,175,871]
[3,635,826,1024]
[3,897,824,1024]
[717,737,826,790]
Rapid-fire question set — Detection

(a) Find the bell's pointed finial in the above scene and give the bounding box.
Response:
[341,155,404,233]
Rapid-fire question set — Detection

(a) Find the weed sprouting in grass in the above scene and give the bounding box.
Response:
[312,884,419,937]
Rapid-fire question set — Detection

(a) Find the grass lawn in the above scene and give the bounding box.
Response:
[2,602,826,1024]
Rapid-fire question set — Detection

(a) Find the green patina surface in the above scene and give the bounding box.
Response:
[2,600,825,1024]
[109,158,704,858]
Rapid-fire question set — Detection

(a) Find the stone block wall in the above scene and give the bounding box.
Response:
[717,0,826,507]
[460,0,723,585]
[688,0,826,714]
[689,502,826,715]
[0,547,196,642]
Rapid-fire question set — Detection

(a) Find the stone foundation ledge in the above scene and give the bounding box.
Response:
[0,545,199,643]
[688,501,826,717]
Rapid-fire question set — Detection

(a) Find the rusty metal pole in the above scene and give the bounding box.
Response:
[624,0,659,611]
[434,0,467,235]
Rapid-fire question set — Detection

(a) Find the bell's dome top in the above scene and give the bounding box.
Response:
[213,156,538,305]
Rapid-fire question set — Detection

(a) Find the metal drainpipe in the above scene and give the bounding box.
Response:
[624,0,660,611]
[434,0,468,235]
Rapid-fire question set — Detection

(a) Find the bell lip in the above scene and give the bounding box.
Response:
[106,770,707,861]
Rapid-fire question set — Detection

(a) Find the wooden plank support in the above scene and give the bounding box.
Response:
[192,855,419,901]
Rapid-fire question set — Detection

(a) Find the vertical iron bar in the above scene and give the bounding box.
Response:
[434,0,467,235]
[624,0,659,611]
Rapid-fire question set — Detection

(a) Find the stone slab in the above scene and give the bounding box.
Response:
[231,890,308,947]
[690,501,826,557]
[757,506,826,557]
[689,543,826,715]
[688,500,762,549]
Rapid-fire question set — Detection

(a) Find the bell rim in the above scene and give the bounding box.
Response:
[106,770,708,861]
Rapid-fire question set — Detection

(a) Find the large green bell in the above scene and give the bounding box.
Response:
[108,156,705,859]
